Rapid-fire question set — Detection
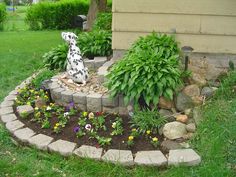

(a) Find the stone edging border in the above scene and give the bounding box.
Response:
[0,73,201,167]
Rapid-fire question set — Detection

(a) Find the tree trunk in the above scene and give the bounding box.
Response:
[86,0,107,31]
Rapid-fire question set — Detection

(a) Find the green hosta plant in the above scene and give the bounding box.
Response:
[78,30,112,57]
[43,43,68,71]
[106,32,183,106]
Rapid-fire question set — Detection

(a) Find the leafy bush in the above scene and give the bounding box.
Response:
[0,3,6,30]
[106,32,183,106]
[43,43,68,71]
[78,30,112,57]
[92,12,112,31]
[25,0,89,30]
[130,109,167,133]
[32,69,57,89]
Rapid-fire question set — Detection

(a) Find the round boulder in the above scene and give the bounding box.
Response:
[163,121,187,140]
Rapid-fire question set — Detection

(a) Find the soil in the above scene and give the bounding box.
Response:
[14,106,164,154]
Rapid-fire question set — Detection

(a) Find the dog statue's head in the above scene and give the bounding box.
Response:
[61,32,78,44]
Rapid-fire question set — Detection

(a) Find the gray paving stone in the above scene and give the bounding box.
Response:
[49,82,60,90]
[87,93,102,112]
[134,151,167,166]
[5,120,24,133]
[61,90,74,103]
[94,57,107,68]
[28,134,54,151]
[73,92,87,104]
[102,94,118,107]
[4,94,17,101]
[102,106,119,114]
[13,128,36,143]
[1,114,17,123]
[9,90,18,95]
[84,59,95,70]
[76,103,87,111]
[0,100,14,108]
[74,145,103,160]
[17,105,34,117]
[102,60,114,67]
[102,149,134,166]
[0,107,13,116]
[51,87,65,100]
[48,139,76,156]
[168,149,201,166]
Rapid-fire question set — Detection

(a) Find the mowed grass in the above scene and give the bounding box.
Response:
[4,6,29,31]
[0,31,63,100]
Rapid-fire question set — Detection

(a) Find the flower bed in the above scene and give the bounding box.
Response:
[14,84,163,153]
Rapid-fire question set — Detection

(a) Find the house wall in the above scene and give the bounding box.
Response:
[112,0,236,55]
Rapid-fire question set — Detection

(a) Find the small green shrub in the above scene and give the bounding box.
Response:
[0,3,7,30]
[78,30,112,57]
[106,32,183,106]
[130,109,167,133]
[43,43,68,71]
[92,12,112,31]
[32,69,57,89]
[25,0,89,30]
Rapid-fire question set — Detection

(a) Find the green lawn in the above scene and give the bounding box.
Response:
[0,31,63,100]
[4,6,29,31]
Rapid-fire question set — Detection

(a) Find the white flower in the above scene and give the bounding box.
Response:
[46,106,52,111]
[64,112,69,117]
[88,112,94,119]
[112,122,116,128]
[85,124,92,131]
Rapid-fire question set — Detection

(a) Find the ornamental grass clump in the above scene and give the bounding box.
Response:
[107,32,183,106]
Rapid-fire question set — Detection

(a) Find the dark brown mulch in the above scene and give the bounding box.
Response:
[14,107,164,154]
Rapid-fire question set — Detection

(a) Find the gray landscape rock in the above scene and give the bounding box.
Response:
[48,139,76,156]
[13,128,36,143]
[186,123,196,133]
[87,93,102,112]
[176,92,194,112]
[0,107,13,116]
[102,106,119,114]
[134,151,167,166]
[28,134,54,151]
[168,149,201,166]
[161,140,183,152]
[158,96,174,109]
[74,145,103,160]
[163,121,187,140]
[193,107,202,126]
[190,73,207,86]
[5,120,24,133]
[17,105,34,116]
[102,149,134,166]
[94,57,107,68]
[84,59,95,70]
[1,114,17,123]
[183,84,200,97]
[159,109,175,122]
[201,87,214,98]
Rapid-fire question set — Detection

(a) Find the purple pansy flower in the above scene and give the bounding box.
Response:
[73,126,80,133]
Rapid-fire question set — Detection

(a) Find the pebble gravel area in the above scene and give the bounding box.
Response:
[0,74,201,167]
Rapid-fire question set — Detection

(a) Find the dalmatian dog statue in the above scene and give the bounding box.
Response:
[61,32,89,86]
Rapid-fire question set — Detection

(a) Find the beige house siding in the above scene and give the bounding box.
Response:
[112,0,236,54]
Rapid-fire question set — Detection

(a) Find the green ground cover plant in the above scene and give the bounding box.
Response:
[107,32,183,106]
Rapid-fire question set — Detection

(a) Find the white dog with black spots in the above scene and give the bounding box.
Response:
[61,32,89,86]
